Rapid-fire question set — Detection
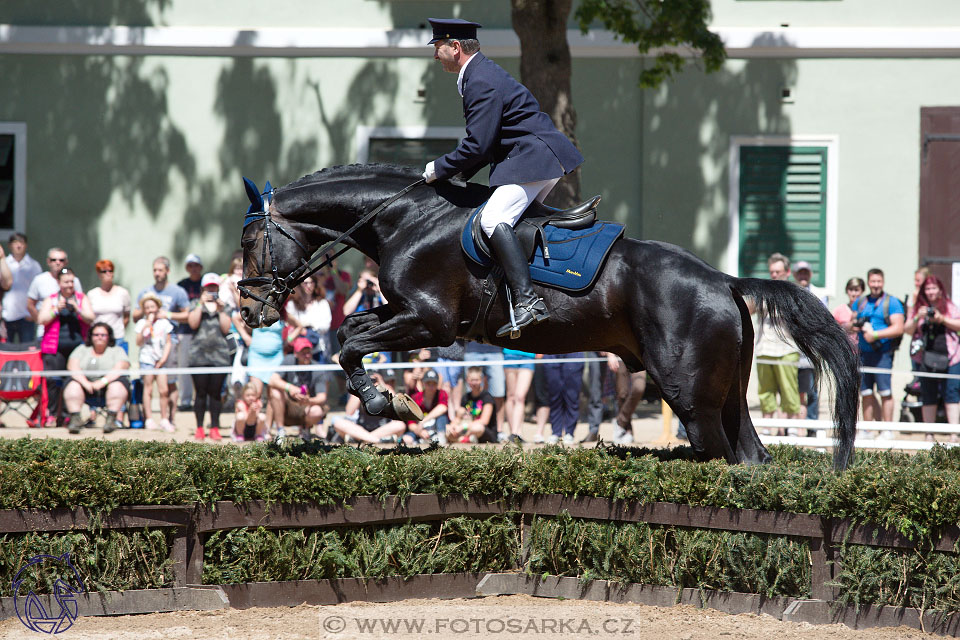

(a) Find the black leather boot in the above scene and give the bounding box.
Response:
[488,223,550,338]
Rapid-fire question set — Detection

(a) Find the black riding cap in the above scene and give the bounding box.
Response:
[427,18,481,44]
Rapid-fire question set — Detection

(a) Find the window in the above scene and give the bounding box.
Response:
[728,136,838,290]
[0,123,26,236]
[356,126,465,169]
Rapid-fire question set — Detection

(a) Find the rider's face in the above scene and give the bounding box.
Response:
[434,41,460,73]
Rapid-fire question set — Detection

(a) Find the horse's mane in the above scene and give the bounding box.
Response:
[282,163,421,192]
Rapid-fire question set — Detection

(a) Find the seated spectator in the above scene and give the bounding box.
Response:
[904,275,960,431]
[833,277,865,347]
[86,259,131,352]
[268,337,329,440]
[63,322,130,434]
[243,314,288,432]
[433,340,465,421]
[134,293,175,432]
[284,277,332,362]
[330,370,406,444]
[187,273,233,441]
[38,267,94,425]
[403,368,448,444]
[404,348,433,395]
[447,366,499,444]
[232,382,268,442]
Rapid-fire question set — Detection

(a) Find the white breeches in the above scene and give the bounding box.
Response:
[480,178,561,237]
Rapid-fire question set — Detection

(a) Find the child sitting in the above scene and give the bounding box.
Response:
[447,366,499,444]
[233,382,268,441]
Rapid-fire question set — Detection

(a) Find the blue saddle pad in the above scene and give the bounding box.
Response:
[461,207,624,292]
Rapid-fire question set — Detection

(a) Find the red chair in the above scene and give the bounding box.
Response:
[0,342,49,428]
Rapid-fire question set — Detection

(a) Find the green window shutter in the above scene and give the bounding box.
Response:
[738,145,827,287]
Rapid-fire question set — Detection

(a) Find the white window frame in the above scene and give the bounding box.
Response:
[355,126,466,163]
[0,122,27,237]
[727,134,839,294]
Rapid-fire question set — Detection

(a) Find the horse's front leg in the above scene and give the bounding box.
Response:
[338,305,455,421]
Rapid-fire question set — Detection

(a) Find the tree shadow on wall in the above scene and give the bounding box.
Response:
[644,34,797,271]
[0,8,193,277]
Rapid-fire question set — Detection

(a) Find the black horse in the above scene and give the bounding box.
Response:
[239,164,860,470]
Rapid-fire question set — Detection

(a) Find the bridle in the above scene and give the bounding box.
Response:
[237,178,425,317]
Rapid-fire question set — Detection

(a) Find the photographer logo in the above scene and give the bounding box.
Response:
[12,553,86,634]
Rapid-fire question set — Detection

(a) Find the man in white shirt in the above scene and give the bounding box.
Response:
[26,247,83,340]
[2,233,42,343]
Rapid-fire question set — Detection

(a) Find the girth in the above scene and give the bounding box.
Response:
[471,195,601,263]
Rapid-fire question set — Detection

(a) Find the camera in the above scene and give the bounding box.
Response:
[852,317,866,329]
[926,306,936,320]
[210,291,219,300]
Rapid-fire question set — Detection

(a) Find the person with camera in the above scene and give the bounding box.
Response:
[903,275,960,428]
[851,268,905,424]
[186,273,233,440]
[38,267,95,425]
[342,266,387,317]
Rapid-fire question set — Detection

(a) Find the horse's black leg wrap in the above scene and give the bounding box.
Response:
[348,369,387,415]
[488,223,549,338]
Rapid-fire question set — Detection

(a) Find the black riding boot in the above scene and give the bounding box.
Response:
[488,223,550,338]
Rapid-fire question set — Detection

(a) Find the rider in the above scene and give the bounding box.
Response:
[422,18,584,339]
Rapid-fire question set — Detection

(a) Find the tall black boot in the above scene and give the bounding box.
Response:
[487,223,550,338]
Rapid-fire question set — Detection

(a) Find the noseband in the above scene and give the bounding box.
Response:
[237,178,425,315]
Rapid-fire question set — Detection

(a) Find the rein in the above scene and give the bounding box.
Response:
[237,178,426,313]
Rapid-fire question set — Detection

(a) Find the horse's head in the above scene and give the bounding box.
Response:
[237,177,313,328]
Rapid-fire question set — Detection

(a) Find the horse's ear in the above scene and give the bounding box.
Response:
[264,180,274,204]
[242,176,264,212]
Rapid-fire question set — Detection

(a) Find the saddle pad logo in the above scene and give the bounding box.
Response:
[565,269,582,277]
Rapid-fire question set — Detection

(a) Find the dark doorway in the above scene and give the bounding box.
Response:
[919,107,960,294]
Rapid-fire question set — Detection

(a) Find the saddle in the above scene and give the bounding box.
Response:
[469,195,602,263]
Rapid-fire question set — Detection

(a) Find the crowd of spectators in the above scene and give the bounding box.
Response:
[2,232,957,447]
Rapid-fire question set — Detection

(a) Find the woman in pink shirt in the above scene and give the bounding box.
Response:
[832,277,865,347]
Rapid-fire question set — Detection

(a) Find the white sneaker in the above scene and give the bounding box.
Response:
[613,425,633,444]
[533,434,544,444]
[545,434,560,445]
[562,433,574,445]
[879,430,895,440]
[787,427,803,437]
[160,419,176,433]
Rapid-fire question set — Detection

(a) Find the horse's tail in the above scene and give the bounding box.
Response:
[731,277,860,471]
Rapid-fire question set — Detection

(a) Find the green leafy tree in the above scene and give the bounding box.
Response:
[575,0,727,88]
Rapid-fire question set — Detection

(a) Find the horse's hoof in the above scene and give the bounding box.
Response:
[391,393,424,422]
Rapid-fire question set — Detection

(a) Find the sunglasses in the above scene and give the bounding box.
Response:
[48,257,66,263]
[99,269,114,274]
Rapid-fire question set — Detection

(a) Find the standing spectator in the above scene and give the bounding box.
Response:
[852,268,905,424]
[503,348,535,442]
[267,337,330,440]
[608,353,647,445]
[330,370,406,444]
[63,322,130,434]
[86,259,131,352]
[404,368,448,444]
[792,261,828,423]
[0,245,12,338]
[464,342,506,438]
[2,233,41,343]
[38,267,94,424]
[434,340,466,422]
[531,362,551,443]
[175,254,204,411]
[133,257,190,422]
[244,316,287,434]
[187,273,233,441]
[751,253,802,431]
[284,277,331,362]
[833,277,866,346]
[232,382,268,442]
[316,256,351,356]
[134,293,175,432]
[543,353,585,445]
[911,266,931,312]
[219,256,244,312]
[447,366,499,444]
[342,265,386,316]
[581,351,606,443]
[903,275,960,430]
[27,248,82,339]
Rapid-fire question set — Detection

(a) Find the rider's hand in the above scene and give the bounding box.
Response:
[422,161,437,184]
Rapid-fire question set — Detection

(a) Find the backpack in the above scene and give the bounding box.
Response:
[855,294,904,352]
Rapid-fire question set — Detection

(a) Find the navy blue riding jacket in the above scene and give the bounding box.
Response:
[434,52,584,187]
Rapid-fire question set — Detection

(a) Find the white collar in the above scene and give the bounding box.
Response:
[456,53,477,97]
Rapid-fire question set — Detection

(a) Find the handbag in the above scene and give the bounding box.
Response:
[922,349,950,374]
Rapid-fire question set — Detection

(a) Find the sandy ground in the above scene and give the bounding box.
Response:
[0,594,929,640]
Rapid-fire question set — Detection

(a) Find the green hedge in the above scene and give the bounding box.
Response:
[1,439,959,609]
